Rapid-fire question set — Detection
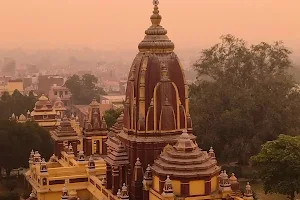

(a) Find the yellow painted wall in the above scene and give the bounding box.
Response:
[39,191,61,200]
[171,180,181,196]
[189,180,205,196]
[150,192,162,200]
[8,81,24,94]
[153,175,160,192]
[77,189,90,200]
[211,176,218,192]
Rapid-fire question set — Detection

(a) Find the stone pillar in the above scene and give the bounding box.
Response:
[71,141,78,156]
[84,138,92,156]
[131,158,144,200]
[102,138,107,155]
[106,164,112,189]
[143,164,152,200]
[56,141,64,159]
[205,177,211,195]
[181,181,189,197]
[112,166,120,195]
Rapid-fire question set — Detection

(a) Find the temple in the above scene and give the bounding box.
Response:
[30,94,59,129]
[25,2,254,200]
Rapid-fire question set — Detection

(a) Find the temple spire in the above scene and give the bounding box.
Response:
[151,0,161,26]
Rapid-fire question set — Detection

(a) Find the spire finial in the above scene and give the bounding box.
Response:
[151,0,161,26]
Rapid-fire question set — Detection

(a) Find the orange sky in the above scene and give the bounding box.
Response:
[1,0,300,51]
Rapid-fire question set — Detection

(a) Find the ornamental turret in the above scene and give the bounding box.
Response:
[131,158,144,200]
[88,156,95,171]
[61,185,69,200]
[243,182,254,200]
[121,183,130,200]
[143,164,153,200]
[26,190,37,200]
[162,176,174,200]
[208,147,216,160]
[78,151,85,162]
[33,151,41,163]
[40,158,48,173]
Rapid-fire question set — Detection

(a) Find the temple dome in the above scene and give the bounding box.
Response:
[34,94,53,111]
[123,2,190,135]
[151,130,221,179]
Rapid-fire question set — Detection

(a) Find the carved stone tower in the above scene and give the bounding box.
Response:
[117,0,195,187]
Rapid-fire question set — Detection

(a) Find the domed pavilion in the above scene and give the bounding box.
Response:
[30,94,59,129]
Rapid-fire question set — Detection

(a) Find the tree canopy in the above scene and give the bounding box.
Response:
[103,108,122,128]
[189,34,300,164]
[251,134,300,200]
[65,74,107,105]
[0,90,36,119]
[0,120,53,177]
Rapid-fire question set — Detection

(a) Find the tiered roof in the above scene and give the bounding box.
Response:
[108,112,124,137]
[52,117,78,138]
[82,98,108,136]
[105,136,129,166]
[152,130,221,179]
[32,94,55,113]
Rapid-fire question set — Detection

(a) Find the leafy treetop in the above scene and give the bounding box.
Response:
[0,120,53,177]
[0,90,36,120]
[189,34,300,164]
[65,74,107,105]
[251,134,300,200]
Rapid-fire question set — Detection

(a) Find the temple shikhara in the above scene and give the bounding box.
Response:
[25,1,254,200]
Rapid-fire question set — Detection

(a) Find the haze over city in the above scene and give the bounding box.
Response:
[2,1,300,200]
[1,0,300,52]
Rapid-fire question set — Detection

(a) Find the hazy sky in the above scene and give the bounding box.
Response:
[1,0,300,51]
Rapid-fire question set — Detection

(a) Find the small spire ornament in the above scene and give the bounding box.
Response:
[153,0,159,6]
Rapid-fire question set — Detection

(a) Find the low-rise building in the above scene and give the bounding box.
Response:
[7,79,24,94]
[100,95,125,109]
[49,84,72,109]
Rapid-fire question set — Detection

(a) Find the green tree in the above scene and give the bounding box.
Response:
[251,134,300,200]
[0,90,36,119]
[0,120,53,177]
[65,74,107,105]
[103,109,122,128]
[0,191,20,200]
[190,34,300,164]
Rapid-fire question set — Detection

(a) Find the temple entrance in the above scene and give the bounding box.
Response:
[94,140,101,154]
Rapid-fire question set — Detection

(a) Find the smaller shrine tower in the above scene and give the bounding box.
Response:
[30,94,59,129]
[82,98,108,156]
[51,116,79,158]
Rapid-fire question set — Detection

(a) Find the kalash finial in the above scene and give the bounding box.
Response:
[151,0,161,26]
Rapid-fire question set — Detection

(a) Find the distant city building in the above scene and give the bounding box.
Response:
[48,84,72,109]
[0,76,12,85]
[100,95,125,109]
[101,80,120,93]
[38,75,64,94]
[23,76,33,88]
[7,79,24,94]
